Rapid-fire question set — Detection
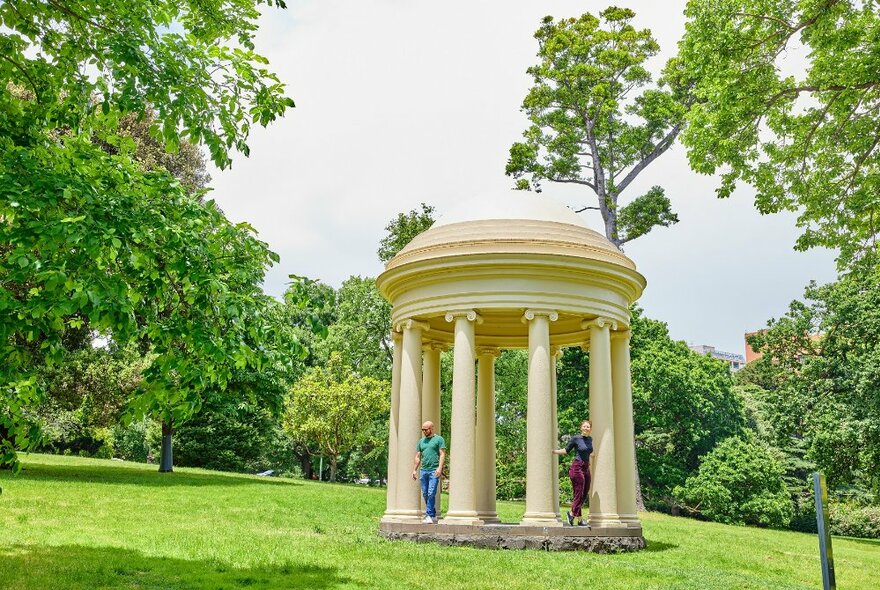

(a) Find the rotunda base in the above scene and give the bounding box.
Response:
[378,521,645,552]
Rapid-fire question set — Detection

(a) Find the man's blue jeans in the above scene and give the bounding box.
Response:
[419,469,440,518]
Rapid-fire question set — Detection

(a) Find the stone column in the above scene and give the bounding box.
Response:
[521,309,562,526]
[584,317,621,527]
[612,329,640,528]
[422,343,443,434]
[550,345,562,518]
[381,330,403,521]
[441,310,483,524]
[421,342,444,516]
[475,346,500,523]
[394,319,428,521]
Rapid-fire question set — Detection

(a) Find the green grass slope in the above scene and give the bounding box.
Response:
[1,454,877,589]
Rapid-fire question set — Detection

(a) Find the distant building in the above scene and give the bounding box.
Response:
[688,344,746,372]
[744,331,764,364]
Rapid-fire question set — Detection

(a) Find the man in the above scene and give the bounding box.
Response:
[411,421,445,524]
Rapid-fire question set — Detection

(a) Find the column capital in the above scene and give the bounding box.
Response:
[522,309,559,323]
[391,330,403,343]
[581,317,618,331]
[422,341,449,352]
[476,346,501,358]
[445,310,483,324]
[550,345,564,358]
[396,318,430,332]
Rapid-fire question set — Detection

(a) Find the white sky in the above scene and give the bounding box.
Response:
[207,0,838,357]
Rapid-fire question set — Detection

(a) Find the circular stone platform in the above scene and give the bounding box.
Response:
[379,522,646,553]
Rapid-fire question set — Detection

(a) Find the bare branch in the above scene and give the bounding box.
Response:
[547,176,596,191]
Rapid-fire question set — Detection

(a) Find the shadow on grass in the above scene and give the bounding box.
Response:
[643,540,678,553]
[837,535,880,548]
[0,544,347,590]
[13,463,301,488]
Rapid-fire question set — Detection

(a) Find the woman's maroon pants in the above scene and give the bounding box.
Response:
[569,458,591,517]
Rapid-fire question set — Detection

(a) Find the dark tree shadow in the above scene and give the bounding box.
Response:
[836,535,880,548]
[642,540,678,553]
[11,462,301,488]
[0,544,348,590]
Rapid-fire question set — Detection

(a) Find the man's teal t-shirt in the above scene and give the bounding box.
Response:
[417,435,446,471]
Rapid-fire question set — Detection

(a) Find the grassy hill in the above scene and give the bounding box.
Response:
[1,454,877,589]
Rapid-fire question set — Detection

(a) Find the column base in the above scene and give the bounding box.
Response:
[475,512,500,524]
[440,510,485,526]
[588,513,623,528]
[618,513,641,528]
[520,512,563,527]
[381,508,423,524]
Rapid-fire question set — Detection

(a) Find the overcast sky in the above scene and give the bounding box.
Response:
[207,0,838,357]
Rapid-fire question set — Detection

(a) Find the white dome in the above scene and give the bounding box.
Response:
[434,190,588,229]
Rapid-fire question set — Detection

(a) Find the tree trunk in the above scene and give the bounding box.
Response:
[159,419,173,473]
[293,445,313,479]
[634,438,646,511]
[329,456,337,482]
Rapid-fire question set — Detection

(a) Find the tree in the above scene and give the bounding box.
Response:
[284,353,388,482]
[1,1,294,471]
[377,203,435,263]
[320,277,392,381]
[675,435,794,528]
[0,0,293,169]
[677,0,880,268]
[629,310,746,508]
[506,9,687,247]
[746,268,880,495]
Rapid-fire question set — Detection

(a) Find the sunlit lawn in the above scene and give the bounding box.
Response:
[1,454,878,589]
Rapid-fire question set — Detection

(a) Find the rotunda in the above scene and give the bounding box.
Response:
[377,190,647,551]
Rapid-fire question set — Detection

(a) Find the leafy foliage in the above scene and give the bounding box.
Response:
[284,353,388,482]
[376,203,435,263]
[0,0,294,169]
[507,8,686,246]
[628,309,746,507]
[0,0,294,471]
[320,277,392,381]
[744,268,880,495]
[676,435,794,528]
[678,0,880,267]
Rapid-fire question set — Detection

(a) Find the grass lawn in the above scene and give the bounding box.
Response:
[1,454,878,589]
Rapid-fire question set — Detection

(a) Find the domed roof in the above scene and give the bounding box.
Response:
[377,190,646,345]
[433,190,588,229]
[386,190,636,271]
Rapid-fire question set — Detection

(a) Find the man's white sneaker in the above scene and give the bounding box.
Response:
[422,516,434,524]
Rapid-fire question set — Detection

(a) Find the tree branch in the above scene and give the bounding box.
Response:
[767,81,880,105]
[1,54,42,104]
[547,176,596,191]
[615,123,682,196]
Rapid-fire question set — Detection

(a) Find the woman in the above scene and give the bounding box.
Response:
[553,420,593,526]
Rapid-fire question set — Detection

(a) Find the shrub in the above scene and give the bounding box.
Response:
[174,397,280,473]
[675,436,793,528]
[829,502,880,539]
[112,418,159,463]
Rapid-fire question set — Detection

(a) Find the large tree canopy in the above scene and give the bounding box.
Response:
[745,267,880,494]
[0,0,293,168]
[507,8,687,246]
[1,1,295,471]
[678,0,880,267]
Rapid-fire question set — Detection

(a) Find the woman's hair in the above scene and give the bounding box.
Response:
[581,420,592,428]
